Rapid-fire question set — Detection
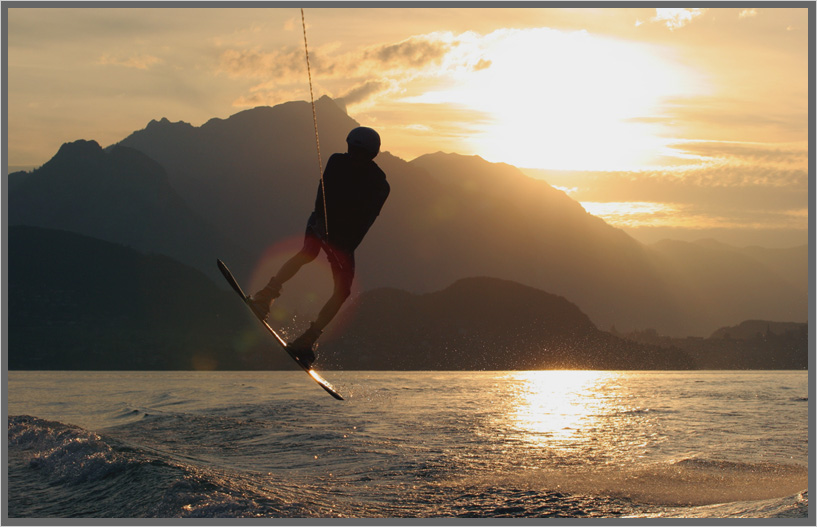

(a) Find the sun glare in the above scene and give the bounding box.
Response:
[507,371,614,449]
[406,28,706,171]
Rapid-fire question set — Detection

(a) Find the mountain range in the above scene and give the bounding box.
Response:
[7,96,807,344]
[317,276,695,370]
[8,226,697,371]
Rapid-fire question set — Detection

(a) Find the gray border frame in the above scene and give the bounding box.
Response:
[2,1,814,525]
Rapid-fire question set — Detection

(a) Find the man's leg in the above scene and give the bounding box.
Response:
[251,234,321,319]
[289,249,355,365]
[274,244,319,284]
[314,248,355,331]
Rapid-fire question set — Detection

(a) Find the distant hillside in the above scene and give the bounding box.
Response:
[710,320,807,341]
[384,152,703,334]
[649,239,807,331]
[8,226,694,371]
[612,320,808,370]
[318,277,695,370]
[7,226,288,370]
[6,140,248,281]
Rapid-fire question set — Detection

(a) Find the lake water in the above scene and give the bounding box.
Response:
[5,370,810,519]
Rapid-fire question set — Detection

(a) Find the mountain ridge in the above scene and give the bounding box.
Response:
[7,139,248,281]
[318,275,697,370]
[7,96,806,337]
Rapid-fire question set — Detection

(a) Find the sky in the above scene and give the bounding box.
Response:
[5,5,811,248]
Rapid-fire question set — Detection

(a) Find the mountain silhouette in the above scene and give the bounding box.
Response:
[709,320,807,341]
[318,276,695,370]
[116,96,355,257]
[115,99,685,332]
[7,140,247,281]
[9,96,806,337]
[614,319,807,370]
[373,151,690,333]
[112,98,805,335]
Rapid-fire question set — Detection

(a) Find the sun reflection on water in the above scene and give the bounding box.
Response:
[507,370,618,451]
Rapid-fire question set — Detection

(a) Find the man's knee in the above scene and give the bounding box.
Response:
[299,239,321,262]
[301,248,320,264]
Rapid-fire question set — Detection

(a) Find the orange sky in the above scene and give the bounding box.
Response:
[5,6,811,247]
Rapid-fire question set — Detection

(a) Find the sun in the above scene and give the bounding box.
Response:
[406,28,708,171]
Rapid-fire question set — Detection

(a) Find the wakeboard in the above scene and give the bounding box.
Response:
[216,259,344,400]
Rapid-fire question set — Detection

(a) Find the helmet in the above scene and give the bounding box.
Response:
[346,126,380,158]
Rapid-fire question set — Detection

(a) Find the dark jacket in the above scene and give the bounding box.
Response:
[312,152,390,252]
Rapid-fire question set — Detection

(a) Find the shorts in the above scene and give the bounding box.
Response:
[303,217,355,297]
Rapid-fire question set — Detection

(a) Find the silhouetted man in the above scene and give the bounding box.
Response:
[251,126,390,368]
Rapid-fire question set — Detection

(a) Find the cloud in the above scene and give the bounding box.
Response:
[230,84,307,108]
[219,33,455,84]
[471,58,492,72]
[739,9,758,19]
[674,163,806,190]
[217,47,304,81]
[581,201,682,229]
[336,80,393,107]
[610,141,808,192]
[362,35,453,69]
[98,53,163,70]
[651,8,707,30]
[649,96,808,144]
[539,135,808,240]
[220,32,469,111]
[668,141,808,169]
[313,33,460,82]
[580,195,807,234]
